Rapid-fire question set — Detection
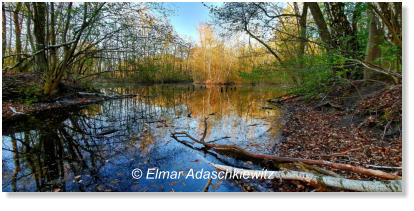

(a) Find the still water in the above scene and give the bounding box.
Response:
[2,83,284,192]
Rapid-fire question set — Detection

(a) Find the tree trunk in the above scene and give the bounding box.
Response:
[210,163,402,192]
[326,2,359,58]
[368,2,402,51]
[2,2,7,65]
[49,2,58,74]
[294,2,308,84]
[32,2,48,74]
[308,2,332,50]
[24,3,35,52]
[364,11,384,81]
[297,2,308,69]
[13,2,22,65]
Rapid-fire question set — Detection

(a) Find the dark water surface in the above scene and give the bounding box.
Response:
[2,83,284,192]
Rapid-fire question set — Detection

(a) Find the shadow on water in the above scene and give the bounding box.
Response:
[2,83,284,192]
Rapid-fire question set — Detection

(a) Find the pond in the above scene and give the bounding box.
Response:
[2,83,285,192]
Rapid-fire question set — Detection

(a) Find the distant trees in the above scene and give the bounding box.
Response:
[188,23,277,84]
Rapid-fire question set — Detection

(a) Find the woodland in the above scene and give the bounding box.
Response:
[2,2,402,192]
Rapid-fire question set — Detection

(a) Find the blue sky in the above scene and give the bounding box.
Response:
[168,2,218,41]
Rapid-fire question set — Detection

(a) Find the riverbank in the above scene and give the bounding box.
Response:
[268,84,402,190]
[2,73,136,122]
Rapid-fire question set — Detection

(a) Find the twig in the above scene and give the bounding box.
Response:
[202,178,213,192]
[207,136,231,144]
[200,117,209,142]
[382,121,392,141]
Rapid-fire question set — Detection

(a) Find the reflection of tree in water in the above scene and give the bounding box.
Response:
[3,105,144,191]
[3,84,284,191]
[5,116,96,191]
[105,84,282,120]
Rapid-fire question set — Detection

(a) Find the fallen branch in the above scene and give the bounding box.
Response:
[210,163,402,192]
[318,148,362,158]
[313,101,343,110]
[367,165,402,170]
[171,115,400,180]
[347,58,402,79]
[267,94,298,105]
[202,178,213,192]
[172,131,400,180]
[171,131,401,180]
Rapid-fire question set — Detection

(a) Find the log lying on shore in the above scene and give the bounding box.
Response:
[171,131,401,180]
[267,94,298,104]
[210,163,402,192]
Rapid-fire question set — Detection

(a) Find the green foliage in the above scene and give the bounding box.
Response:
[17,82,42,105]
[378,41,402,72]
[286,55,339,98]
[239,66,293,85]
[294,66,334,99]
[130,63,192,83]
[238,55,339,98]
[78,81,100,93]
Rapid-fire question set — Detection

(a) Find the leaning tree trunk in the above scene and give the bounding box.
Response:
[308,2,332,50]
[210,163,402,192]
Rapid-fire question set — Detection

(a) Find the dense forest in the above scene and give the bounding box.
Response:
[2,2,403,192]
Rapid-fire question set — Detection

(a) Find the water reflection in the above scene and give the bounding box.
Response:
[2,84,283,192]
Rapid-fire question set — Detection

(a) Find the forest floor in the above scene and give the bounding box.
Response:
[267,83,402,191]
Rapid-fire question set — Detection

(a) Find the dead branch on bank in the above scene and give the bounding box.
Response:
[210,163,402,192]
[170,117,401,180]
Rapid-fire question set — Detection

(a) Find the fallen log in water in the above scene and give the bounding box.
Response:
[170,118,401,180]
[210,163,402,192]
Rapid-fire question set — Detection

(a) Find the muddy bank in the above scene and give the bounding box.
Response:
[2,73,136,122]
[2,92,138,123]
[269,85,402,184]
